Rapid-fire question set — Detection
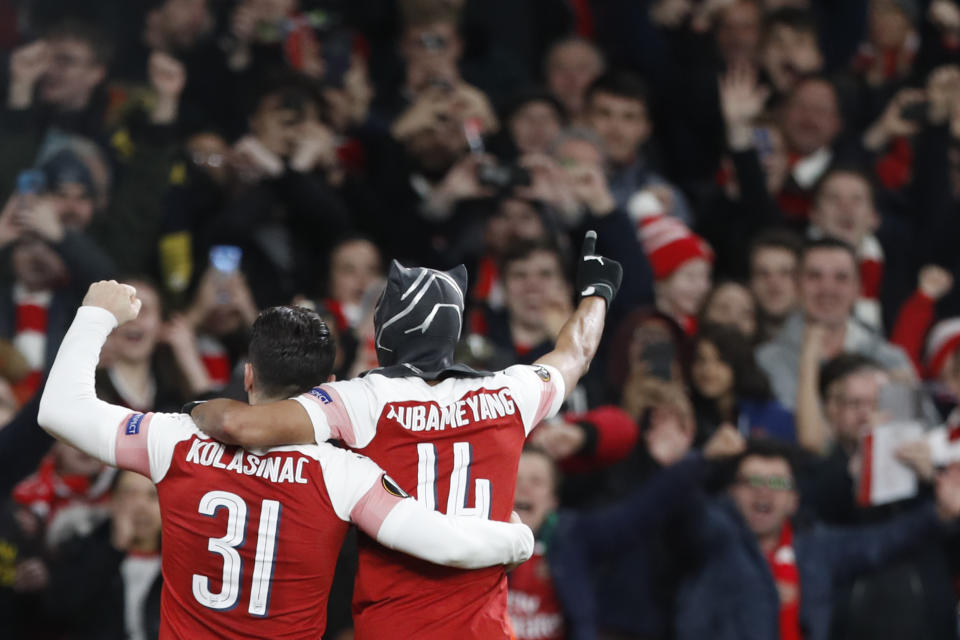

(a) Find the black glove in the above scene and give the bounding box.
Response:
[576,230,622,309]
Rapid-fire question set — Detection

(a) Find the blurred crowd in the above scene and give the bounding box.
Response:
[2,0,960,638]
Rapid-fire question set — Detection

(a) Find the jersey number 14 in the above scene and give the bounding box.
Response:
[416,441,491,518]
[192,490,281,616]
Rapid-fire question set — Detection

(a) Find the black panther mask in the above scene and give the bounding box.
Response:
[371,261,487,380]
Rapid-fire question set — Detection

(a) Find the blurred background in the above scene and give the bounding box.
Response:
[3,0,960,638]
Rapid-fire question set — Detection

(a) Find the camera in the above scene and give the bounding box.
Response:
[476,163,532,192]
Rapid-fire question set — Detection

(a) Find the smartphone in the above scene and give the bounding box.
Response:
[209,245,242,273]
[641,340,674,381]
[463,118,485,154]
[752,127,774,161]
[900,100,929,124]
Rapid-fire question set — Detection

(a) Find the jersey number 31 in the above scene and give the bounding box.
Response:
[192,490,281,616]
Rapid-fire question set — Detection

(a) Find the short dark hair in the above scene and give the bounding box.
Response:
[801,236,858,269]
[749,228,803,268]
[248,306,335,398]
[499,237,570,283]
[733,438,800,482]
[248,72,327,124]
[46,19,113,67]
[813,166,877,209]
[585,70,649,108]
[763,7,819,39]
[818,353,880,402]
[691,323,772,402]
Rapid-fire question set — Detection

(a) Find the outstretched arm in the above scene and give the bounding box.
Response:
[37,282,143,464]
[535,231,622,399]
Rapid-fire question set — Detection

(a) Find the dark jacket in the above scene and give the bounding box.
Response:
[45,520,161,640]
[675,495,943,640]
[547,455,706,640]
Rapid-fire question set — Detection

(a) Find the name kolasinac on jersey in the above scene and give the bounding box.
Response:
[184,439,310,484]
[381,387,518,432]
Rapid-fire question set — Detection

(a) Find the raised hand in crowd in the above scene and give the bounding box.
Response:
[927,65,960,126]
[231,135,285,183]
[7,39,50,110]
[185,266,259,332]
[14,196,65,243]
[649,0,694,29]
[719,63,771,150]
[289,121,339,175]
[863,87,927,151]
[391,85,454,141]
[13,557,49,593]
[515,153,580,221]
[530,417,587,460]
[566,159,616,216]
[895,439,936,483]
[423,153,495,219]
[0,194,23,248]
[930,0,960,39]
[918,264,955,300]
[702,423,747,460]
[148,51,187,125]
[159,314,214,396]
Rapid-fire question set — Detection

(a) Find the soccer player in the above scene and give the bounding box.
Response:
[37,281,535,639]
[190,232,623,639]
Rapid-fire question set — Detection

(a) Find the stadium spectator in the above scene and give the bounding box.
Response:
[756,238,913,408]
[748,229,803,341]
[584,71,693,222]
[689,323,794,443]
[674,438,960,640]
[544,37,605,124]
[43,470,162,640]
[699,280,760,342]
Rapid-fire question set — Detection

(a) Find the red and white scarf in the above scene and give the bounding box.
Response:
[12,283,52,401]
[765,521,802,640]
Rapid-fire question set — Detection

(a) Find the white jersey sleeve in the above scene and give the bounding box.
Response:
[38,306,198,483]
[291,379,379,448]
[318,444,534,568]
[501,364,566,436]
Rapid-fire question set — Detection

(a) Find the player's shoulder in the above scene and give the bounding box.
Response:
[498,363,557,385]
[131,410,204,439]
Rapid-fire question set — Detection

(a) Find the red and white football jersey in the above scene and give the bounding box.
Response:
[112,411,397,640]
[295,364,564,639]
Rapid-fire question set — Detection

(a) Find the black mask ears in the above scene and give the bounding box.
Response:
[373,262,468,373]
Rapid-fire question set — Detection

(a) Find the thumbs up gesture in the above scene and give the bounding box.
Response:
[576,231,623,309]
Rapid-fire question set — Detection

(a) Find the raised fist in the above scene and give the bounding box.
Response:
[9,40,51,87]
[83,281,142,325]
[149,51,187,99]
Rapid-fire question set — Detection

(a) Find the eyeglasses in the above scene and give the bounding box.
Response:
[827,393,876,411]
[736,474,795,491]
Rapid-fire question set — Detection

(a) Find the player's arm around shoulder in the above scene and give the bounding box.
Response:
[190,397,316,448]
[321,444,534,569]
